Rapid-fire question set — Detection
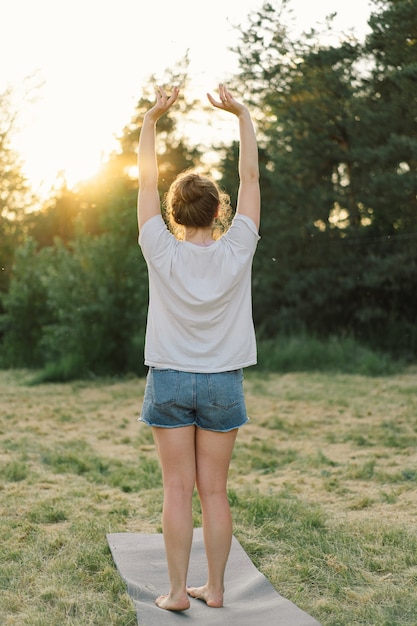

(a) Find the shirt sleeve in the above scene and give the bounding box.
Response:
[225,214,261,253]
[138,215,175,261]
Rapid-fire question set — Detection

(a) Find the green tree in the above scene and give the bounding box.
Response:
[225,0,417,355]
[0,238,53,367]
[0,85,35,296]
[25,181,82,247]
[38,232,149,378]
[358,0,417,234]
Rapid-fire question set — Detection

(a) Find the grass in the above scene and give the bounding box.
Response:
[1,367,416,625]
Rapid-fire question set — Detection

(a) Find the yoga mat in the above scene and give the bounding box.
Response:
[107,528,321,625]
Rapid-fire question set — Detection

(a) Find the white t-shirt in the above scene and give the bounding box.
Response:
[139,213,260,373]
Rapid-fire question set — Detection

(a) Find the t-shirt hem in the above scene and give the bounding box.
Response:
[144,359,257,373]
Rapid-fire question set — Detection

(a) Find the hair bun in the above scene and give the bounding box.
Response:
[180,178,203,204]
[165,170,231,233]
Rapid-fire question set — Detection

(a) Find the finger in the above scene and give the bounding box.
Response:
[221,85,234,104]
[207,92,223,108]
[154,85,164,103]
[220,83,233,100]
[168,86,180,105]
[161,86,171,101]
[155,85,178,107]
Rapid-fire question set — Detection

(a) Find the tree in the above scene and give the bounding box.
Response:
[358,0,417,234]
[0,238,53,367]
[223,0,417,355]
[0,84,36,295]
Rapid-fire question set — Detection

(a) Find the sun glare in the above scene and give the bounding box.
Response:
[15,90,123,198]
[3,0,372,202]
[19,133,112,198]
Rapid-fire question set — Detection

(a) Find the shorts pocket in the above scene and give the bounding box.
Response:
[148,368,180,407]
[207,370,244,410]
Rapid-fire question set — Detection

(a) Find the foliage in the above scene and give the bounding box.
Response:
[219,0,417,357]
[0,83,37,297]
[38,231,148,380]
[0,238,53,367]
[0,228,149,379]
[256,333,402,376]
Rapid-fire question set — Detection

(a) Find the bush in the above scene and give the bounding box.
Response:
[0,239,54,367]
[256,333,402,376]
[0,231,149,380]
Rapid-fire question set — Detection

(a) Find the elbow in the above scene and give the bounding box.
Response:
[138,172,158,189]
[252,167,260,182]
[242,169,259,185]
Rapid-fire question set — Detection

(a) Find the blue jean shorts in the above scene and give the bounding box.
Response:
[139,368,249,432]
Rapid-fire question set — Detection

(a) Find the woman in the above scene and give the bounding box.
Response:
[137,84,260,612]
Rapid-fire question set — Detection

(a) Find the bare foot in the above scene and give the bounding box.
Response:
[187,585,223,608]
[155,594,190,611]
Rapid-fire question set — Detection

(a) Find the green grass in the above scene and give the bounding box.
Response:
[1,367,417,625]
[230,490,417,625]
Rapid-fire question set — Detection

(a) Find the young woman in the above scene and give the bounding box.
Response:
[137,84,260,612]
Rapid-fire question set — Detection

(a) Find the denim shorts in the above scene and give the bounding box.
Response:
[139,368,249,432]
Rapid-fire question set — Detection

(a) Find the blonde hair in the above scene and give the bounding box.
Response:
[165,170,232,239]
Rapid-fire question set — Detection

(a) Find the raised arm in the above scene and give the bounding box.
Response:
[207,85,260,229]
[137,86,179,230]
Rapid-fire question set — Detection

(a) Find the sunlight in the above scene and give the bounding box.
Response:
[126,165,138,180]
[329,203,350,228]
[15,90,121,197]
[20,134,112,196]
[2,0,372,198]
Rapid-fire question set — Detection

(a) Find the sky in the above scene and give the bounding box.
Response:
[1,0,373,197]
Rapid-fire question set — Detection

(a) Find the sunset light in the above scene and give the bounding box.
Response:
[2,0,372,196]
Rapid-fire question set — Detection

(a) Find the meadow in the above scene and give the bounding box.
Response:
[1,366,416,625]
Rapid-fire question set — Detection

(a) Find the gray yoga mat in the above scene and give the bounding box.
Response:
[107,528,321,625]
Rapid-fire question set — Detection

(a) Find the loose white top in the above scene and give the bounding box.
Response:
[139,213,260,372]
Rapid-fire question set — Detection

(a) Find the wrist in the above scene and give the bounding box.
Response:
[238,106,250,117]
[144,111,159,125]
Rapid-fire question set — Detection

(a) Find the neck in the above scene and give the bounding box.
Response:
[184,226,215,246]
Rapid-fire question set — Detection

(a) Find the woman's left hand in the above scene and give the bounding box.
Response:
[207,84,247,117]
[145,86,180,122]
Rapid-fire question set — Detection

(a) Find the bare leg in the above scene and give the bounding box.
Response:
[187,428,238,608]
[152,425,196,611]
